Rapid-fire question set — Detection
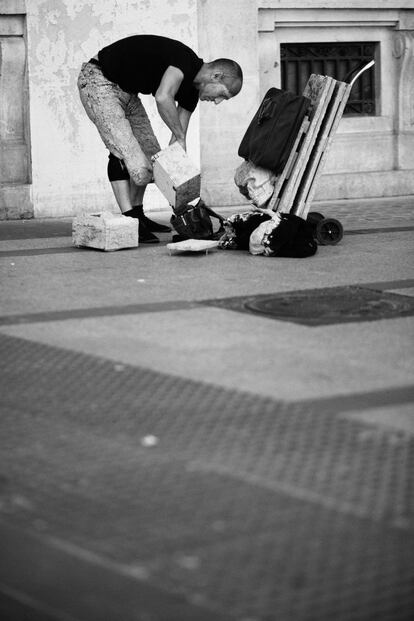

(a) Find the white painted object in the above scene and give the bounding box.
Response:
[140,435,159,447]
[152,143,200,210]
[234,160,276,207]
[166,239,219,254]
[72,212,138,251]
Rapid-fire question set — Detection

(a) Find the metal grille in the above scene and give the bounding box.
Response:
[281,42,377,115]
[204,286,414,326]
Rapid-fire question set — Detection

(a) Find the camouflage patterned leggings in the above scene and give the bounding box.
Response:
[77,60,160,186]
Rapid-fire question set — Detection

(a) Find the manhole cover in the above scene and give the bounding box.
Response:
[206,286,414,326]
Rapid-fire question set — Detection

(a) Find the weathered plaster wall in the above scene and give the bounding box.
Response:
[26,0,198,217]
[197,0,260,207]
[22,0,414,217]
[257,1,414,201]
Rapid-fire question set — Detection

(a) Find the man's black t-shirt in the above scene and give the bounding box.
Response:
[98,35,203,112]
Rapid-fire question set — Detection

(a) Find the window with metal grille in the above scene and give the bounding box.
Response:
[281,42,377,115]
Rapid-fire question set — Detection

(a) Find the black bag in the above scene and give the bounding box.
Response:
[265,213,317,258]
[170,199,225,241]
[238,88,310,174]
[226,213,271,250]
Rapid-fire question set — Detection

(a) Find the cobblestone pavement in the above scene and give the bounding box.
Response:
[0,197,413,621]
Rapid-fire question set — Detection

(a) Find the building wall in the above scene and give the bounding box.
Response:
[13,0,199,218]
[0,3,32,219]
[198,0,414,206]
[256,0,414,202]
[197,0,260,207]
[0,0,413,219]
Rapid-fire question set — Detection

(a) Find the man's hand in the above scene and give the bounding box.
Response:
[252,205,280,220]
[169,134,187,151]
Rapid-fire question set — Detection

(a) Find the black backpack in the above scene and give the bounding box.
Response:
[227,213,271,250]
[265,213,317,258]
[221,212,317,258]
[170,199,225,241]
[238,88,310,174]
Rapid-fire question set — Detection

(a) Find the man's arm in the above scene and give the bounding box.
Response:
[155,66,188,150]
[169,107,192,149]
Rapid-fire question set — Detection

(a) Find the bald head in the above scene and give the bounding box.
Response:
[194,58,243,104]
[208,58,243,96]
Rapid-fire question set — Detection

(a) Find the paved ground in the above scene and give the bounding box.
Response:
[0,196,413,621]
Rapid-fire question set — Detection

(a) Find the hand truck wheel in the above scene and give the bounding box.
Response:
[307,211,324,223]
[315,217,344,245]
[306,212,324,236]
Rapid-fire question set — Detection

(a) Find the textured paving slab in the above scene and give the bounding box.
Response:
[0,237,72,252]
[0,333,413,620]
[389,287,414,297]
[1,200,413,620]
[311,196,414,230]
[0,218,73,240]
[342,403,414,435]
[1,230,413,317]
[1,305,412,402]
[1,522,230,621]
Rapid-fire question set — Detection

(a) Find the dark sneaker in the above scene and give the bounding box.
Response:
[123,209,160,243]
[139,222,160,244]
[172,234,189,243]
[138,214,171,233]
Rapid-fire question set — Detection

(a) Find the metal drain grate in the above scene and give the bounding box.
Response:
[205,286,414,326]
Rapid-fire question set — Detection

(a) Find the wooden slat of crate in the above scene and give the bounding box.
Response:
[292,80,349,219]
[274,74,336,213]
[299,81,352,216]
[267,117,310,212]
[298,62,375,216]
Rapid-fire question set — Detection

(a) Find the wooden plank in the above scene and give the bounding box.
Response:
[294,61,376,217]
[274,74,336,213]
[301,63,375,214]
[299,81,352,216]
[292,80,348,219]
[267,117,310,212]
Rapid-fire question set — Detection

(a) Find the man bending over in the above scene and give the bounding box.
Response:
[78,34,243,242]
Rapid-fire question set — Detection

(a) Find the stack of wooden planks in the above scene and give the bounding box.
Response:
[268,61,374,219]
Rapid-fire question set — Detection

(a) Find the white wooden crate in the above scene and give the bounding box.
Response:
[72,213,138,251]
[152,142,200,210]
[269,61,375,219]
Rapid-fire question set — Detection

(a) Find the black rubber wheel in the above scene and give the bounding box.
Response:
[307,212,325,235]
[315,218,344,245]
[307,211,324,224]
